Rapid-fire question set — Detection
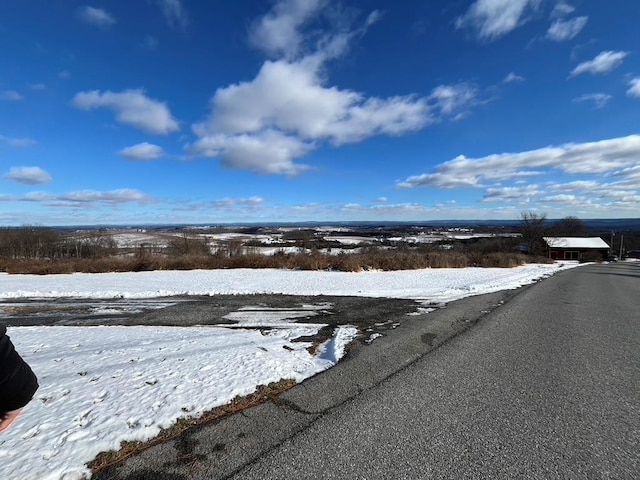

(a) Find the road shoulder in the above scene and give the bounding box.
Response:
[93,284,530,480]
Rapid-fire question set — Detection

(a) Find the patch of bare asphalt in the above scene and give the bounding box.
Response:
[0,298,179,326]
[1,294,426,345]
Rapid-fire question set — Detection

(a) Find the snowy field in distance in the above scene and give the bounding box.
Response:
[0,262,580,480]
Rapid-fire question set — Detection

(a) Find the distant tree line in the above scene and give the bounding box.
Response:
[0,226,117,260]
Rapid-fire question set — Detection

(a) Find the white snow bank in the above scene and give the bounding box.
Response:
[1,322,356,480]
[0,262,578,302]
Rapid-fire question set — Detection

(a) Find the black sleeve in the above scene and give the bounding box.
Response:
[0,324,39,412]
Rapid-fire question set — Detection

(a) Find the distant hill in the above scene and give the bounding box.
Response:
[46,218,640,232]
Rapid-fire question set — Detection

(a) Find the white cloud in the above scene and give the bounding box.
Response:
[551,2,575,19]
[540,194,580,204]
[119,142,165,161]
[428,83,478,117]
[59,70,71,80]
[238,196,265,206]
[195,59,359,139]
[249,0,327,59]
[627,78,640,98]
[0,90,23,101]
[483,185,541,202]
[59,189,154,205]
[0,135,36,148]
[72,89,179,135]
[190,56,445,175]
[547,16,587,41]
[211,197,265,209]
[30,84,47,91]
[570,51,629,77]
[189,129,314,176]
[17,190,155,206]
[455,0,540,41]
[548,180,599,192]
[572,93,612,108]
[504,72,525,83]
[156,0,188,29]
[190,57,478,174]
[77,6,116,27]
[4,167,52,185]
[21,192,51,203]
[479,175,639,210]
[398,134,640,189]
[249,0,381,63]
[196,58,435,142]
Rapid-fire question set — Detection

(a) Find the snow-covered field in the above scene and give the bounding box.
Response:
[0,262,580,480]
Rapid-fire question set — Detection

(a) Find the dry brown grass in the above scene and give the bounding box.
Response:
[87,379,297,475]
[0,250,550,275]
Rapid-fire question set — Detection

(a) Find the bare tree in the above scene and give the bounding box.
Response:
[167,232,210,256]
[550,216,587,237]
[520,211,547,256]
[0,226,61,259]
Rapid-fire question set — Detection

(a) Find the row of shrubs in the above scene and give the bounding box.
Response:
[0,249,548,275]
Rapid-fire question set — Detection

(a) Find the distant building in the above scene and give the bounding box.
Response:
[543,237,610,260]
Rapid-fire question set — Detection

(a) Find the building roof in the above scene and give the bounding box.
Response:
[543,237,610,249]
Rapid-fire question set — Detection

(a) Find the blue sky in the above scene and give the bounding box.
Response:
[1,0,639,226]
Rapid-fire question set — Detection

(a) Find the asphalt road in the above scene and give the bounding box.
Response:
[97,262,639,479]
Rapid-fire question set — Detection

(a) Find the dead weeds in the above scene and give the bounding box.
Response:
[87,379,297,475]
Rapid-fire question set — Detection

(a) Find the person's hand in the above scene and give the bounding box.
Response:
[0,409,23,433]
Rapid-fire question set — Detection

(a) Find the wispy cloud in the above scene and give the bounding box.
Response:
[210,197,265,209]
[398,134,640,189]
[0,90,23,101]
[143,35,159,50]
[572,93,612,108]
[4,167,52,185]
[77,6,116,28]
[57,189,154,205]
[484,179,639,213]
[627,78,640,98]
[483,185,541,202]
[547,16,587,41]
[248,0,327,59]
[119,142,165,160]
[399,142,640,217]
[478,175,640,213]
[72,89,180,135]
[570,51,629,77]
[0,135,37,148]
[455,0,540,41]
[428,83,479,117]
[551,2,575,18]
[503,72,525,83]
[156,0,188,29]
[17,189,156,206]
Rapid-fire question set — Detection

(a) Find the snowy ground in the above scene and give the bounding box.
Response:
[0,262,580,480]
